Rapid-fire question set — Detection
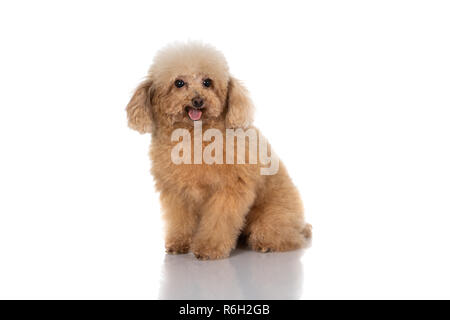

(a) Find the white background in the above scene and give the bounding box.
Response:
[1,0,449,299]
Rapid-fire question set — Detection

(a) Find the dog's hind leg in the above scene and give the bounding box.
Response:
[244,165,311,252]
[245,206,310,252]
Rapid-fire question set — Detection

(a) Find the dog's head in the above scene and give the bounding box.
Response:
[126,42,254,134]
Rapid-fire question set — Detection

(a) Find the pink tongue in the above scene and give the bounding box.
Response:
[188,109,202,121]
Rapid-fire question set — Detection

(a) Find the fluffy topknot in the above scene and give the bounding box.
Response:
[148,42,230,85]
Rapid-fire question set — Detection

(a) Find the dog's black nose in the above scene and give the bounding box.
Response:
[192,97,204,108]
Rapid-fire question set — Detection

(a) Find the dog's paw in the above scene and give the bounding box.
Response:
[248,234,276,253]
[191,241,230,260]
[249,236,303,253]
[165,239,190,254]
[251,244,272,253]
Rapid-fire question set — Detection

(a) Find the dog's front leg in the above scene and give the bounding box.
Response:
[161,191,198,254]
[192,186,255,260]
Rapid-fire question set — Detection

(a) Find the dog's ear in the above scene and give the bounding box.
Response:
[126,78,154,134]
[225,76,254,128]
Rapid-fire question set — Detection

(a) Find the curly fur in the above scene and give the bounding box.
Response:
[126,42,311,260]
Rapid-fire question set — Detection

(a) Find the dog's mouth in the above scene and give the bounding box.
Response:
[185,106,204,121]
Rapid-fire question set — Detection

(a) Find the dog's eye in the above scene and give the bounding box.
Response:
[174,79,185,88]
[203,78,212,88]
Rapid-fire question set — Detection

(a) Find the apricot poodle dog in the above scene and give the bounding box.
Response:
[126,42,311,260]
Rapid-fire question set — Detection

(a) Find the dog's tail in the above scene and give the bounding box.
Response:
[301,223,312,238]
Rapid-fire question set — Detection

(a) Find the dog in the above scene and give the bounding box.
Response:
[126,42,311,260]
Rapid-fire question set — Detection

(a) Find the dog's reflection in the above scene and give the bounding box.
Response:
[159,249,304,300]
